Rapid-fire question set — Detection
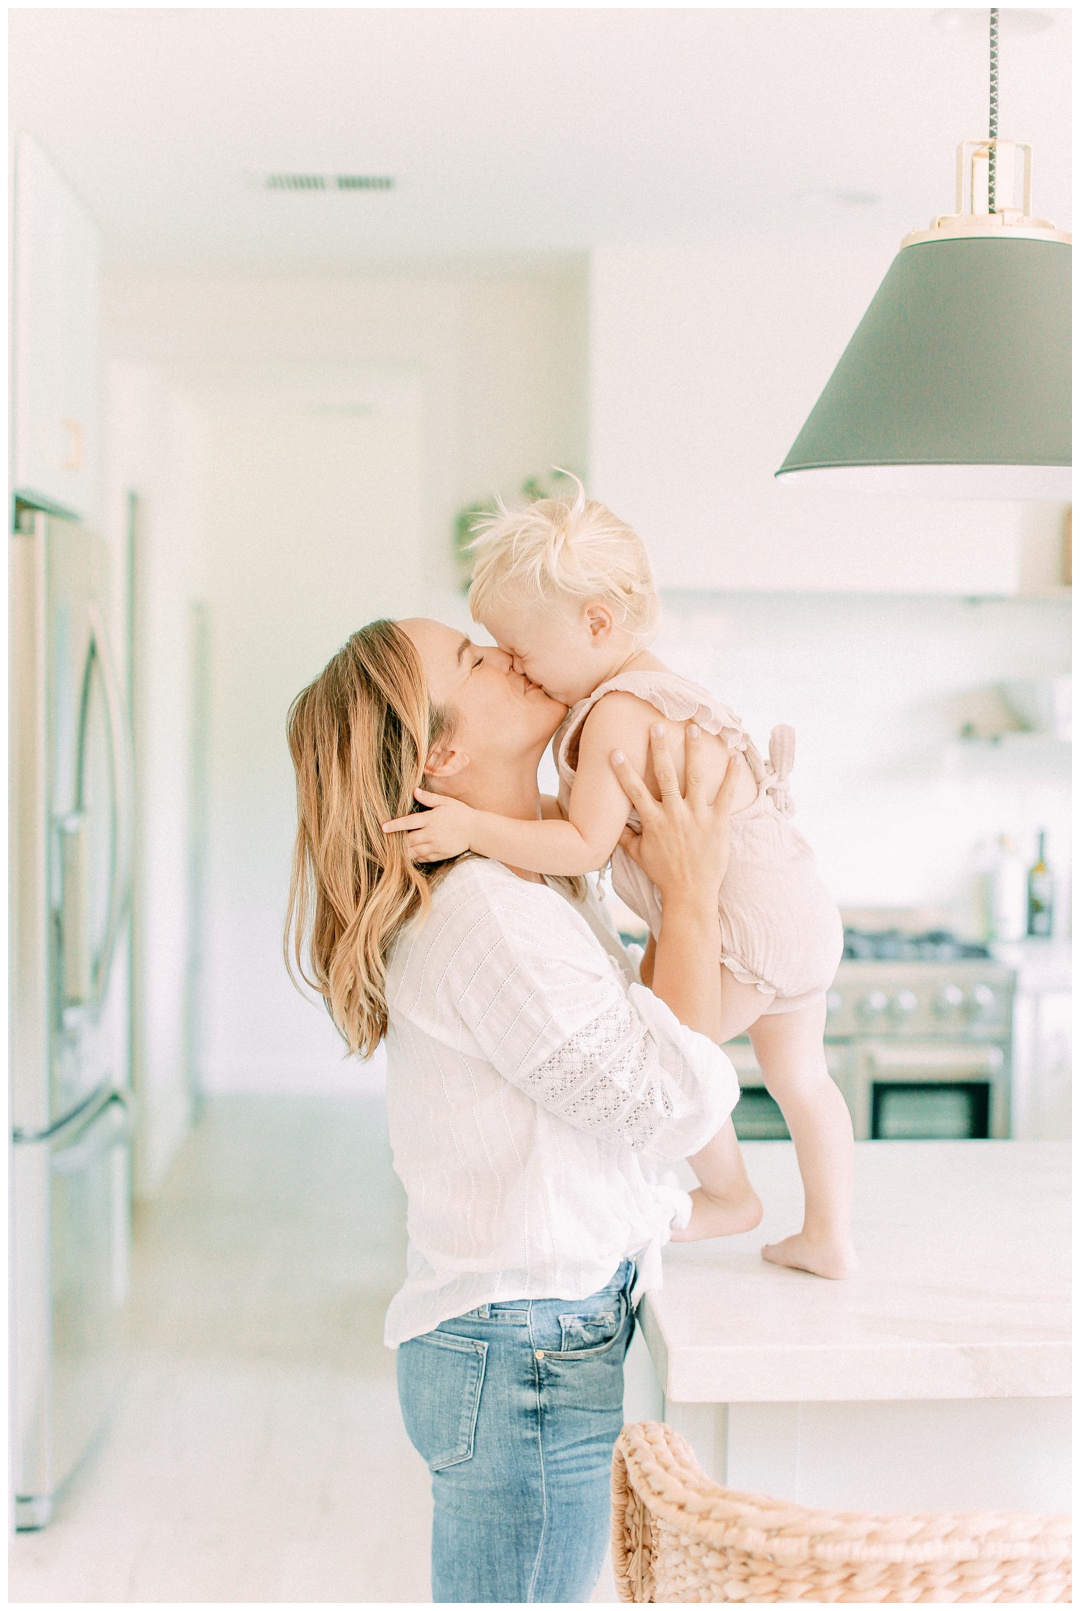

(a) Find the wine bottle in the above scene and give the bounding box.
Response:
[1026,831,1055,939]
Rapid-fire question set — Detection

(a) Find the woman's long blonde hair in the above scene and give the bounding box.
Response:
[284,619,459,1059]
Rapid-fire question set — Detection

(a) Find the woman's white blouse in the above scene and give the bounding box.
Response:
[382,858,740,1347]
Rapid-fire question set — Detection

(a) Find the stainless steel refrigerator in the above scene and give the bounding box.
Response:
[10,504,134,1529]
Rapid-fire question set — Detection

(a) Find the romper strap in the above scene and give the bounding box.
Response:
[766,724,796,816]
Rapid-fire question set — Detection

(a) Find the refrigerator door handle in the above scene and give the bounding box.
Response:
[57,810,92,1006]
[51,1091,133,1175]
[86,603,135,1010]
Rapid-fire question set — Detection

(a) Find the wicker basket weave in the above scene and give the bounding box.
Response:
[611,1421,1071,1603]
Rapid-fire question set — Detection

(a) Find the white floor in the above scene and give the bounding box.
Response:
[10,1096,619,1604]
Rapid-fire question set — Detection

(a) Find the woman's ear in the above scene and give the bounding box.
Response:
[424,742,470,781]
[584,601,615,644]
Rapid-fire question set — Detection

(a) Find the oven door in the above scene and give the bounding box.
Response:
[853,1041,1009,1141]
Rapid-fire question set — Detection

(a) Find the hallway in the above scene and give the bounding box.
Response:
[11,1097,433,1602]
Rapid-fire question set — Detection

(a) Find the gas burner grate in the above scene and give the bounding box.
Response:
[842,928,991,963]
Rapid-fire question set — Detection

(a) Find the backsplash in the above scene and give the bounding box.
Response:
[652,592,1071,937]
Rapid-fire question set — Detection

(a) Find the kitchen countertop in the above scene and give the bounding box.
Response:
[640,1141,1069,1405]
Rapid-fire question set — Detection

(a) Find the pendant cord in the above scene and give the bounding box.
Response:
[988,7,999,211]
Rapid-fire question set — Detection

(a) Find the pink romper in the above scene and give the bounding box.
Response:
[555,669,844,1015]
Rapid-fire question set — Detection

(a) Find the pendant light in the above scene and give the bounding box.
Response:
[775,9,1070,500]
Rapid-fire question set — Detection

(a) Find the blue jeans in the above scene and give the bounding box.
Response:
[396,1259,636,1603]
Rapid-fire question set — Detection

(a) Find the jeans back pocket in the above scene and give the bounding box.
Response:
[397,1331,488,1471]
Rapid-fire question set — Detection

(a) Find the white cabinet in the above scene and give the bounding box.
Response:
[12,134,101,522]
[1010,986,1072,1143]
[999,941,1072,1140]
[589,245,1069,595]
[1012,989,1071,1141]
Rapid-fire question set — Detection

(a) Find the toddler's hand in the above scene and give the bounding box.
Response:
[382,790,475,862]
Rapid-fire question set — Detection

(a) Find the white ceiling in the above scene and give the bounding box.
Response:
[8,7,1072,272]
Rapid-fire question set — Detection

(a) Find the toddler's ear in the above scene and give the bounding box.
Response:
[584,601,615,642]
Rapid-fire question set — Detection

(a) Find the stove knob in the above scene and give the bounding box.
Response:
[935,983,965,1016]
[892,989,919,1018]
[860,989,889,1020]
[825,989,844,1017]
[969,982,997,1018]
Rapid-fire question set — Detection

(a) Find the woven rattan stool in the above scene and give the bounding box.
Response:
[612,1421,1071,1603]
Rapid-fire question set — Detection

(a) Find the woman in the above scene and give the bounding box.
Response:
[284,617,749,1603]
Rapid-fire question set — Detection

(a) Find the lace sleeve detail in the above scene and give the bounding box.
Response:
[518,999,674,1151]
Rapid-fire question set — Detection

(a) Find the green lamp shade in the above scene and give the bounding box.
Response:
[776,236,1071,499]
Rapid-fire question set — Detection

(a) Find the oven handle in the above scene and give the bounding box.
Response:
[860,1042,1004,1077]
[87,603,135,1011]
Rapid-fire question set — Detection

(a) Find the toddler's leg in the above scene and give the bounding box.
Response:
[749,1000,857,1279]
[670,967,766,1243]
[670,1118,763,1241]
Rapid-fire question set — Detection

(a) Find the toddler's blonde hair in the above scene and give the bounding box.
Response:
[467,475,660,645]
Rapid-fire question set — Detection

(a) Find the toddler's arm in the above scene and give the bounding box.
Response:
[382,692,655,873]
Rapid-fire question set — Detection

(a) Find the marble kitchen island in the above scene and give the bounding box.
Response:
[626,1141,1069,1514]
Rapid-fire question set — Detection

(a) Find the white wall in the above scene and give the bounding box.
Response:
[195,369,429,1096]
[103,266,588,1110]
[655,591,1070,930]
[103,365,209,1190]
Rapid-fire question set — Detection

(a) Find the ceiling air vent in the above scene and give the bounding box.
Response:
[265,173,327,191]
[263,173,394,192]
[335,175,393,191]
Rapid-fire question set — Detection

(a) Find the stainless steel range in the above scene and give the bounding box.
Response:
[729,930,1016,1142]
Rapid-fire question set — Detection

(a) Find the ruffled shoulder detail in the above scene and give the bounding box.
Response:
[557,671,750,770]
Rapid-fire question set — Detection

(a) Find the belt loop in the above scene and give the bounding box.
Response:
[627,1257,642,1310]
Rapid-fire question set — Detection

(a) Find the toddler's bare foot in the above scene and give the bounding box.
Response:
[761,1232,858,1280]
[670,1184,763,1242]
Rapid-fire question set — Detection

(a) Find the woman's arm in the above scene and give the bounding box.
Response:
[416,865,735,1160]
[435,924,738,1164]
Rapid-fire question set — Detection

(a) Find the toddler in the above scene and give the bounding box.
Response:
[385,483,853,1278]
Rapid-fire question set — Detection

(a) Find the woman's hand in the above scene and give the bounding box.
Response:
[611,723,743,910]
[382,789,475,861]
[613,723,744,1040]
